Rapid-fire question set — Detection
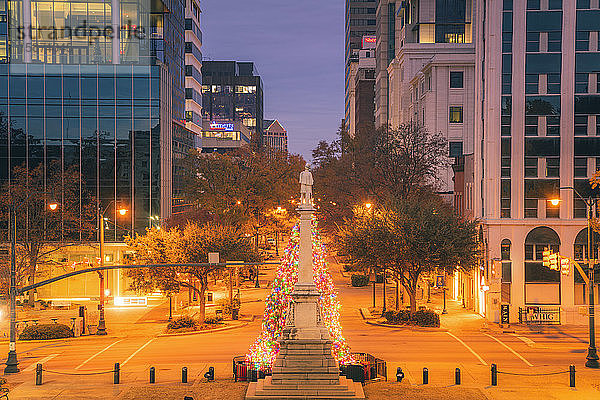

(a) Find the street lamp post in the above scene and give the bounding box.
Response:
[553,187,599,368]
[5,197,58,374]
[97,203,127,336]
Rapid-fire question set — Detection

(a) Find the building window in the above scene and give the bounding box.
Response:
[575,115,588,136]
[524,227,560,283]
[575,157,588,177]
[577,0,590,9]
[547,31,562,52]
[449,141,463,158]
[546,157,560,178]
[546,116,560,136]
[526,32,540,52]
[547,74,561,94]
[525,198,538,218]
[527,0,541,10]
[450,71,464,88]
[576,31,590,51]
[502,73,512,94]
[548,0,562,9]
[576,73,589,94]
[525,116,538,136]
[501,156,511,178]
[501,179,511,218]
[449,106,463,123]
[525,74,538,94]
[546,199,560,218]
[525,157,538,177]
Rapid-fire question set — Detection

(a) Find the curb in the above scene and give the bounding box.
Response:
[0,334,127,345]
[365,319,449,332]
[158,321,250,337]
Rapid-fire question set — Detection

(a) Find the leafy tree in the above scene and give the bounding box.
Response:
[125,223,259,322]
[339,195,479,312]
[313,123,448,231]
[0,161,96,302]
[180,147,304,244]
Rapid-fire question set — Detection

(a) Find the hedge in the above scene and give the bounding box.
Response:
[383,309,440,327]
[19,324,73,340]
[351,274,369,287]
[167,316,197,330]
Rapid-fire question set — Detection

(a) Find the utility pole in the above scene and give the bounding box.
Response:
[5,206,19,373]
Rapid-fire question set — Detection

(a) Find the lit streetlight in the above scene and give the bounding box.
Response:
[5,197,59,373]
[549,188,598,368]
[97,203,128,336]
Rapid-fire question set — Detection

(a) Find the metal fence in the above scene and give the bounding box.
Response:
[232,352,387,383]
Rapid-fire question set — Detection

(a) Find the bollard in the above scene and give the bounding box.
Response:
[204,366,215,382]
[35,363,42,386]
[114,362,120,384]
[569,365,575,388]
[396,367,405,382]
[491,364,497,386]
[422,367,428,385]
[149,366,155,383]
[182,367,188,383]
[455,368,461,385]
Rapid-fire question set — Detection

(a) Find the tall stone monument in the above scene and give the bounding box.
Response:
[246,167,364,399]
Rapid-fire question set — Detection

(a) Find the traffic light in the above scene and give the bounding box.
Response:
[560,257,570,275]
[543,249,551,268]
[548,253,560,271]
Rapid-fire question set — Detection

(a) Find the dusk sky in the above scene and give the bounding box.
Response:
[201,1,345,161]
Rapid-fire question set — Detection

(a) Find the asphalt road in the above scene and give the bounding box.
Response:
[3,259,599,397]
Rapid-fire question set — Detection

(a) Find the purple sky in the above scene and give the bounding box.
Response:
[201,0,345,161]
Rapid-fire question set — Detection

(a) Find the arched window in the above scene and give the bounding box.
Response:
[501,239,511,260]
[574,228,600,261]
[525,227,560,283]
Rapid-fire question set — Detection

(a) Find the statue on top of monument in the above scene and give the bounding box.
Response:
[299,164,314,206]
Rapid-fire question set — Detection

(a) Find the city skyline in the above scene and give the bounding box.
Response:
[201,0,344,161]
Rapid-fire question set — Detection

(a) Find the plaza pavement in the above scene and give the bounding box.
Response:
[1,256,599,399]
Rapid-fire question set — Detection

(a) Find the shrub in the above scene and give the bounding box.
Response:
[19,324,73,340]
[167,316,197,330]
[218,298,241,315]
[383,309,440,327]
[411,309,440,327]
[351,274,369,287]
[204,316,223,325]
[383,309,411,325]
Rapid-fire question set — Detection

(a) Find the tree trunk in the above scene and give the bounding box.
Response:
[198,284,206,323]
[408,287,417,314]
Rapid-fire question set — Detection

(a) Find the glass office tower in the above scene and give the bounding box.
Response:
[0,0,185,240]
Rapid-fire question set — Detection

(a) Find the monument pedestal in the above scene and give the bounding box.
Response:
[246,199,364,399]
[245,285,364,399]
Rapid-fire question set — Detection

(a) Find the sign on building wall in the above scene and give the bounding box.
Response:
[362,35,376,49]
[519,306,561,325]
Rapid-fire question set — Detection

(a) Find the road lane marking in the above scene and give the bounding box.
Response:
[445,332,488,365]
[23,354,59,372]
[75,339,124,370]
[484,333,534,367]
[511,334,535,347]
[121,338,155,366]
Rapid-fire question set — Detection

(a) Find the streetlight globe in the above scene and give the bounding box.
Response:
[48,202,59,211]
[118,208,128,216]
[549,198,560,206]
[365,202,373,209]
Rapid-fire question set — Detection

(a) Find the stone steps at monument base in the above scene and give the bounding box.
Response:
[272,366,340,374]
[274,359,338,368]
[246,376,365,400]
[270,372,342,382]
[256,377,355,391]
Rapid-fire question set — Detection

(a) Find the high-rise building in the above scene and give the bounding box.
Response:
[386,0,475,197]
[473,0,600,323]
[375,0,396,128]
[201,61,264,146]
[263,119,288,153]
[0,0,187,240]
[345,1,376,136]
